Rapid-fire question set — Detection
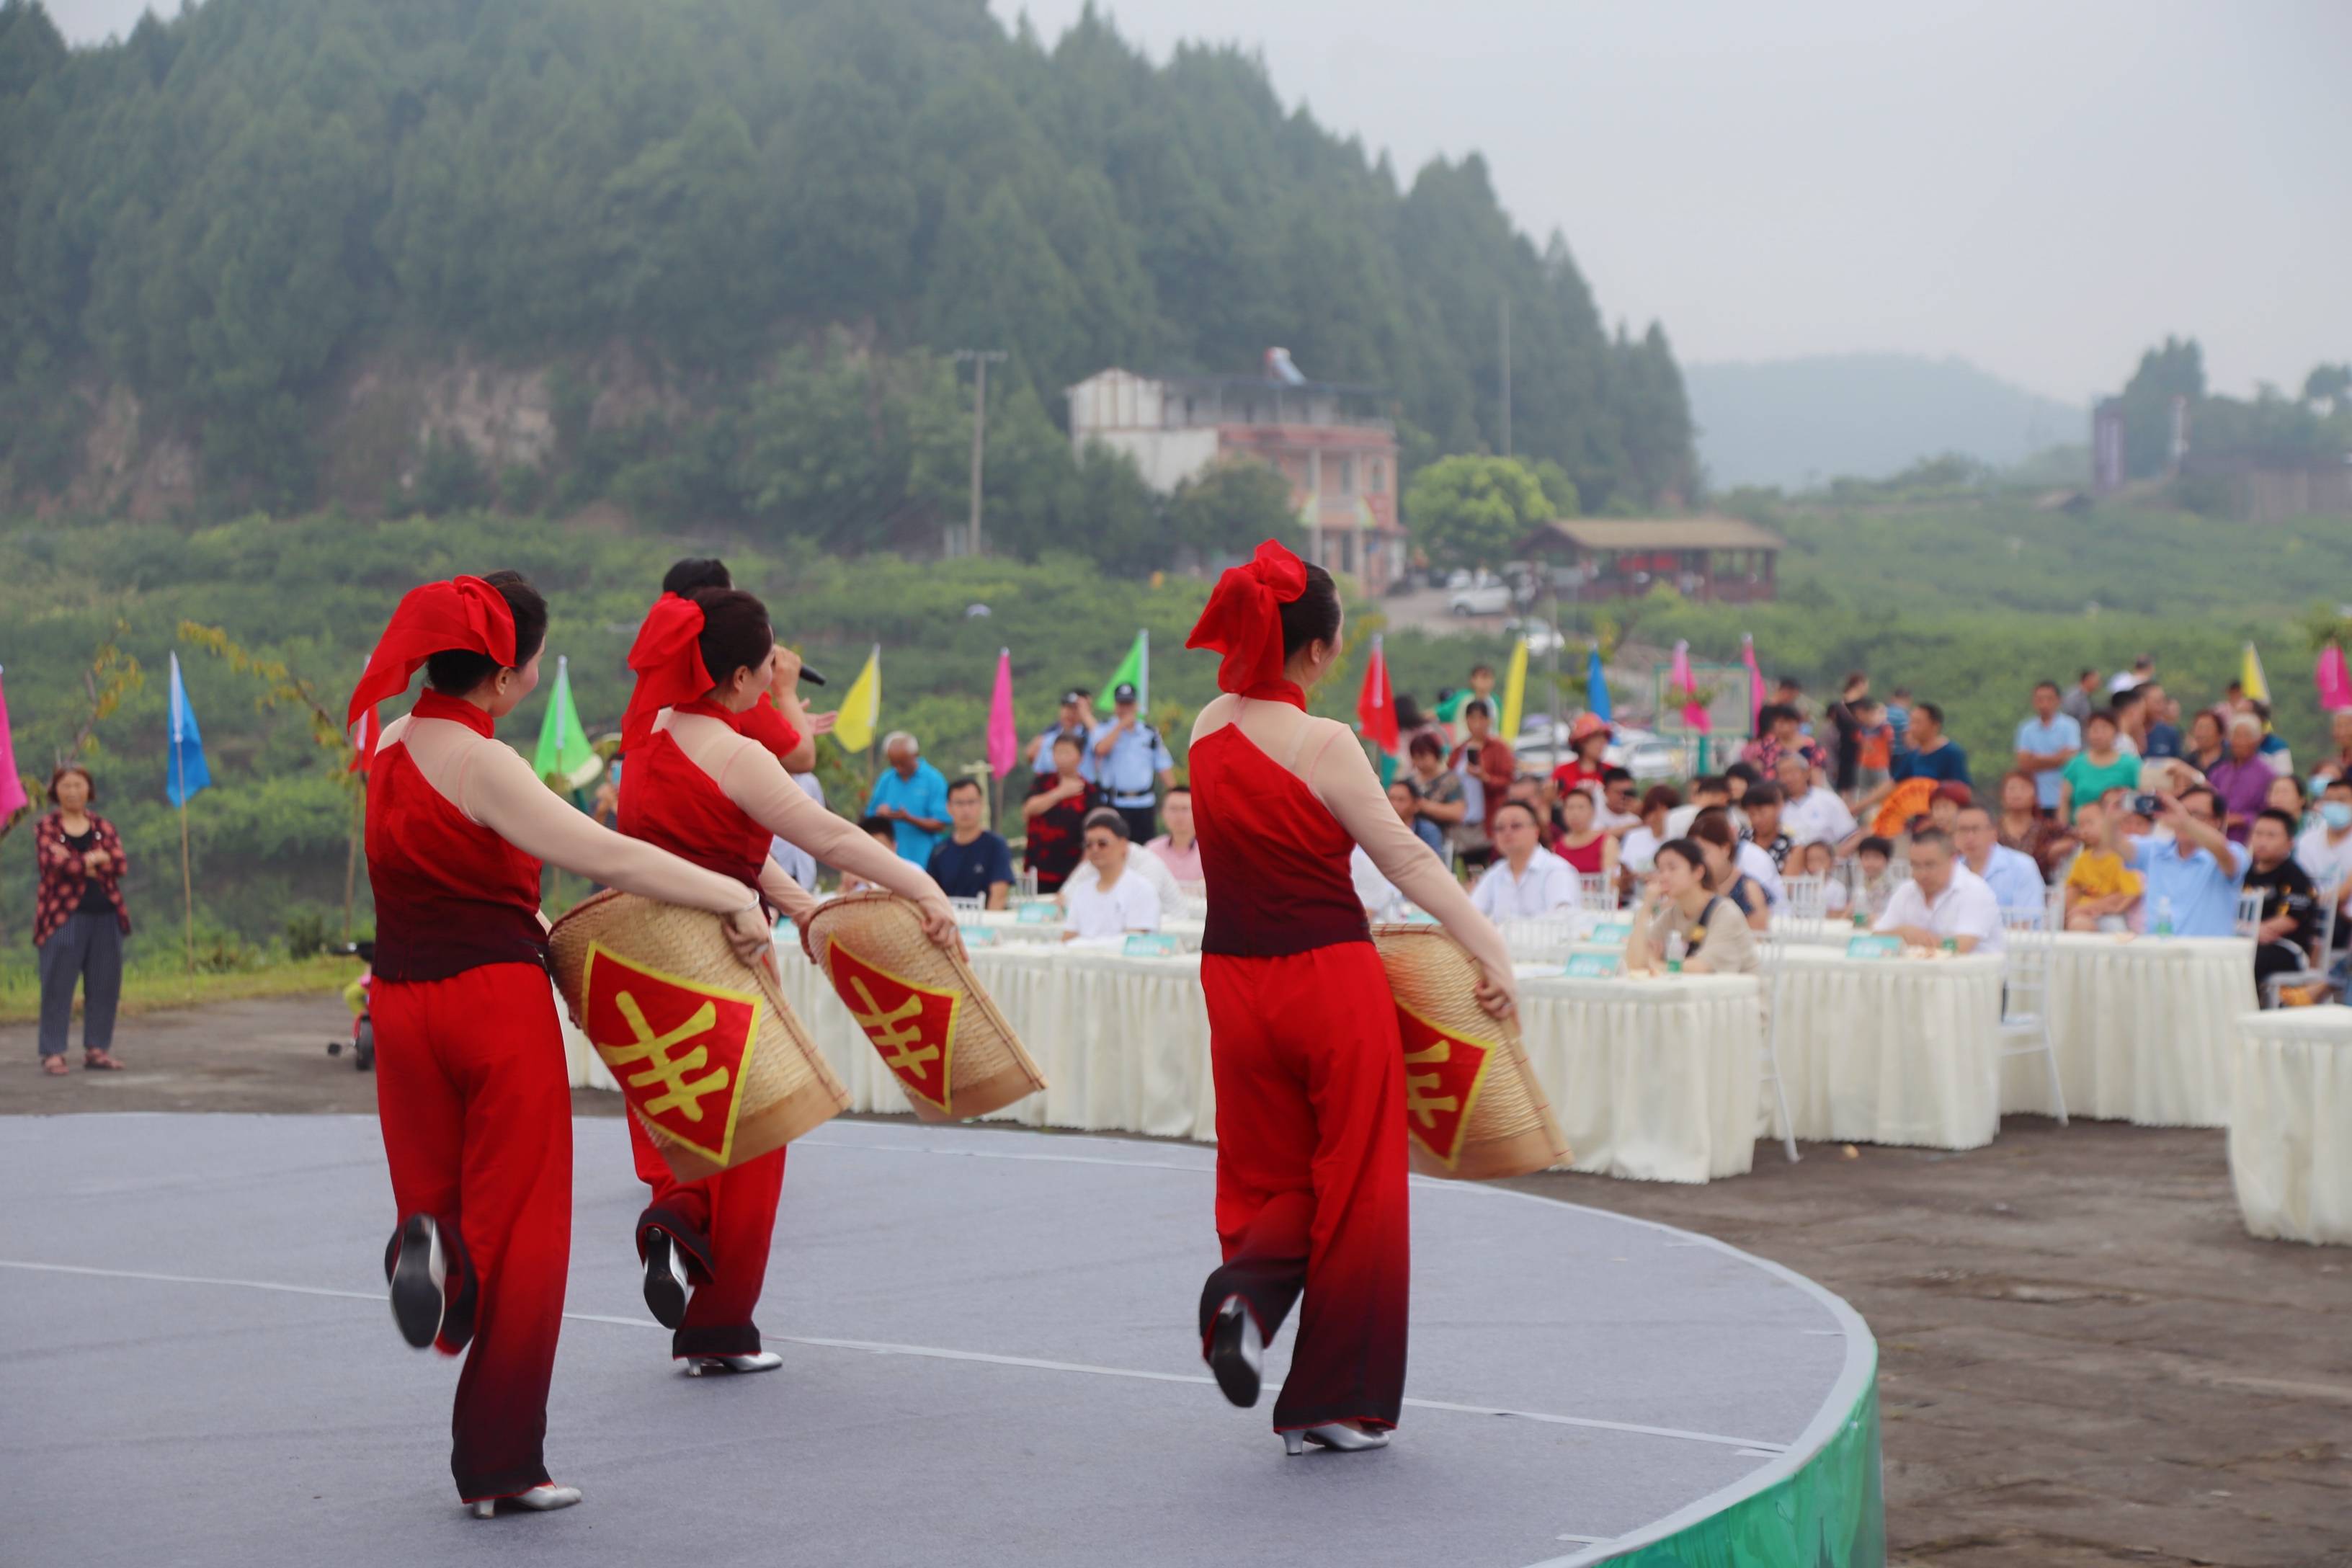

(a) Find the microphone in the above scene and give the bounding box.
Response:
[798,664,827,687]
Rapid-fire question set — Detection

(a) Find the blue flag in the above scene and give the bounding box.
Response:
[1585,647,1613,725]
[166,651,211,808]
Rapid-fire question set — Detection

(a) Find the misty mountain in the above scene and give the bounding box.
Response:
[1685,354,2085,491]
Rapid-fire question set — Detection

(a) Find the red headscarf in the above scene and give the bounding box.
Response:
[347,576,517,764]
[1186,538,1309,694]
[621,593,713,753]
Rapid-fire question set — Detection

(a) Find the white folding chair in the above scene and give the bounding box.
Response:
[947,895,985,914]
[1998,909,2068,1125]
[1756,929,1801,1163]
[1018,866,1040,899]
[2260,877,2341,1008]
[1781,875,1826,941]
[1503,913,1582,963]
[1577,873,1618,915]
[2235,887,2266,938]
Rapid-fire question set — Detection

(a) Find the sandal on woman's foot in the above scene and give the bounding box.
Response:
[83,1049,124,1072]
[41,1056,68,1076]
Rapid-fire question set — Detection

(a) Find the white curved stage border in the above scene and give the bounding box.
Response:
[0,1115,1881,1567]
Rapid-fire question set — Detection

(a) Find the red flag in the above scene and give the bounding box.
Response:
[1357,633,1399,754]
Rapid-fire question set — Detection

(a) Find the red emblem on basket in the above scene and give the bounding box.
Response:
[826,940,963,1114]
[1395,1004,1497,1170]
[581,943,762,1166]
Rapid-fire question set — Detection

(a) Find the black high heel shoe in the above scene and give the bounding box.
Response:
[1206,1295,1264,1408]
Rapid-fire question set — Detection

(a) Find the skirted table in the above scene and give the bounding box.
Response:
[1999,934,2255,1128]
[2228,1007,2352,1246]
[1770,947,2005,1149]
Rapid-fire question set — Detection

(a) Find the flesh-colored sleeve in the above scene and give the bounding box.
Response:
[760,860,819,925]
[459,742,757,914]
[713,737,955,919]
[1304,723,1515,989]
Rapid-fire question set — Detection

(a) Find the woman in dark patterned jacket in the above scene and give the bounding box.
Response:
[33,765,131,1074]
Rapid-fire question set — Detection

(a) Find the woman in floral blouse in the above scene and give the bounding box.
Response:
[33,766,130,1074]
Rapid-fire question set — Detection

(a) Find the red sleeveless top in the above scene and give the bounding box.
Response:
[1190,682,1371,958]
[617,700,772,894]
[365,691,548,982]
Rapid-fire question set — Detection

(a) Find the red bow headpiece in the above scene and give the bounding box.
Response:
[1186,539,1309,694]
[347,576,517,764]
[620,593,714,753]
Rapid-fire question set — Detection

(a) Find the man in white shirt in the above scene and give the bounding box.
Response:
[1061,828,1185,911]
[767,771,829,891]
[1774,752,1856,850]
[1062,809,1163,942]
[1469,800,1581,920]
[1954,804,2048,922]
[1734,834,1786,909]
[1874,827,2005,955]
[1667,775,1731,841]
[2296,776,2352,923]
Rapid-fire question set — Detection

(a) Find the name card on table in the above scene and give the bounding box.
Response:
[1587,921,1632,944]
[1562,951,1624,979]
[1015,901,1060,925]
[958,925,999,948]
[1845,934,1902,959]
[1123,932,1182,959]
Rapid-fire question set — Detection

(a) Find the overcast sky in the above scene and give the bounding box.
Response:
[48,0,2351,404]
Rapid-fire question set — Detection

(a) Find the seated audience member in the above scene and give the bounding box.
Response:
[1689,807,1774,931]
[2265,771,2309,832]
[1142,785,1203,885]
[1596,767,1642,835]
[1553,787,1619,883]
[1061,809,1162,942]
[1892,701,1970,786]
[1996,769,2072,876]
[2124,786,2246,936]
[839,816,903,894]
[927,776,1015,909]
[1954,803,2049,919]
[2244,807,2321,990]
[1776,752,1858,850]
[1667,775,1729,839]
[1024,732,1104,893]
[1621,784,1681,878]
[2183,709,2227,776]
[2141,683,2184,760]
[1348,780,1425,922]
[2294,775,2352,899]
[1801,839,1850,913]
[1740,782,1796,874]
[1724,760,1763,809]
[2064,800,2144,932]
[1402,732,1465,857]
[1874,827,2005,955]
[2311,710,2352,783]
[1924,780,1972,837]
[1627,838,1760,976]
[2059,710,2140,821]
[1469,800,1581,920]
[1854,835,1897,919]
[2248,700,2293,774]
[2206,715,2279,843]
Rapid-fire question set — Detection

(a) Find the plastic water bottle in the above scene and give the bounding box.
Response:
[2155,896,2174,937]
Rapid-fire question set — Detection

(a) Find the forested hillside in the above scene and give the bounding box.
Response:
[0,0,1695,535]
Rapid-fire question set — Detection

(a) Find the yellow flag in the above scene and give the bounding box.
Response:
[1500,637,1528,739]
[2240,641,2270,704]
[832,643,881,753]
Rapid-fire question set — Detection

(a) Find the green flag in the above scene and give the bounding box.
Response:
[1097,629,1148,712]
[533,655,602,790]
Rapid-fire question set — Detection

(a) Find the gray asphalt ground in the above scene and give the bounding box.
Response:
[0,1113,1857,1568]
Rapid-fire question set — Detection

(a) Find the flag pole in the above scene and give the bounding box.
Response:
[177,790,195,999]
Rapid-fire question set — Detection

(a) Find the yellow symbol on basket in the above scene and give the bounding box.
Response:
[848,979,940,1077]
[606,992,731,1123]
[1403,1039,1460,1129]
[1392,1003,1496,1169]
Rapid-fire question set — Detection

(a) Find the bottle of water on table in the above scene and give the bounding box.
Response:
[2154,895,2173,938]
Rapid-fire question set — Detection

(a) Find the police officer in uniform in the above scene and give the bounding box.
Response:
[1091,681,1176,847]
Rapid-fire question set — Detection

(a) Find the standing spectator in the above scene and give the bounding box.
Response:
[2111,686,2150,757]
[1621,785,1681,878]
[1089,681,1176,846]
[2059,710,2140,822]
[1826,672,1869,799]
[1468,800,1580,919]
[1434,663,1498,738]
[2295,775,2352,891]
[866,731,951,864]
[1740,782,1796,873]
[1022,734,1102,893]
[1552,788,1620,883]
[1402,733,1466,856]
[33,766,130,1074]
[1144,785,1203,885]
[2108,655,2155,695]
[2013,681,2081,814]
[2063,800,2143,932]
[2206,715,2281,843]
[1892,702,1969,787]
[1955,804,2048,917]
[1061,809,1162,942]
[2125,786,2246,935]
[1746,705,1822,778]
[2184,708,2228,776]
[2141,684,2183,760]
[1850,698,1894,800]
[1875,827,2005,954]
[1884,686,1914,746]
[1996,770,2072,877]
[1776,753,1858,849]
[2247,700,2294,775]
[927,777,1015,909]
[2060,669,2101,726]
[2310,710,2352,783]
[1448,698,1516,870]
[2242,809,2320,990]
[1030,689,1097,776]
[1547,713,1611,800]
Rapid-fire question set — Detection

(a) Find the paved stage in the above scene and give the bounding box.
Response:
[1,1115,1879,1567]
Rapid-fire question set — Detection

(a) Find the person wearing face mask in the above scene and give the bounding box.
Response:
[2294,776,2352,922]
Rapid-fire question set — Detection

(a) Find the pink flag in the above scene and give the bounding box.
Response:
[0,667,26,819]
[1672,641,1711,734]
[2319,643,2352,712]
[1740,633,1766,731]
[986,649,1019,778]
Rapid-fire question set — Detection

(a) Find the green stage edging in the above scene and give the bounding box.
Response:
[1605,1352,1884,1568]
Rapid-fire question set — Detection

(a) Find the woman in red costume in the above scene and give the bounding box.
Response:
[615,586,961,1372]
[1185,540,1518,1456]
[355,571,775,1519]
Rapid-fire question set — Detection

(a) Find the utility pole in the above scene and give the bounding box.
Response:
[955,349,1007,557]
[1499,296,1512,458]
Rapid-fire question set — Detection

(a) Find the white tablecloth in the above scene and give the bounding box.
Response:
[1999,935,2255,1128]
[1770,948,2005,1149]
[2229,1007,2352,1246]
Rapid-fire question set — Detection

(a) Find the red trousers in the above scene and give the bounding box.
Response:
[1199,943,1409,1431]
[628,1115,785,1358]
[373,963,571,1502]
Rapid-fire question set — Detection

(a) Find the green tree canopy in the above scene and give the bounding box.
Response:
[1404,455,1550,571]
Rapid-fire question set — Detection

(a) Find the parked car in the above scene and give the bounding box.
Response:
[1509,721,1685,782]
[1449,581,1510,616]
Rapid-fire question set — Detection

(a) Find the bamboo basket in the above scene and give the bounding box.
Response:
[1372,923,1570,1180]
[802,891,1046,1122]
[550,890,847,1181]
